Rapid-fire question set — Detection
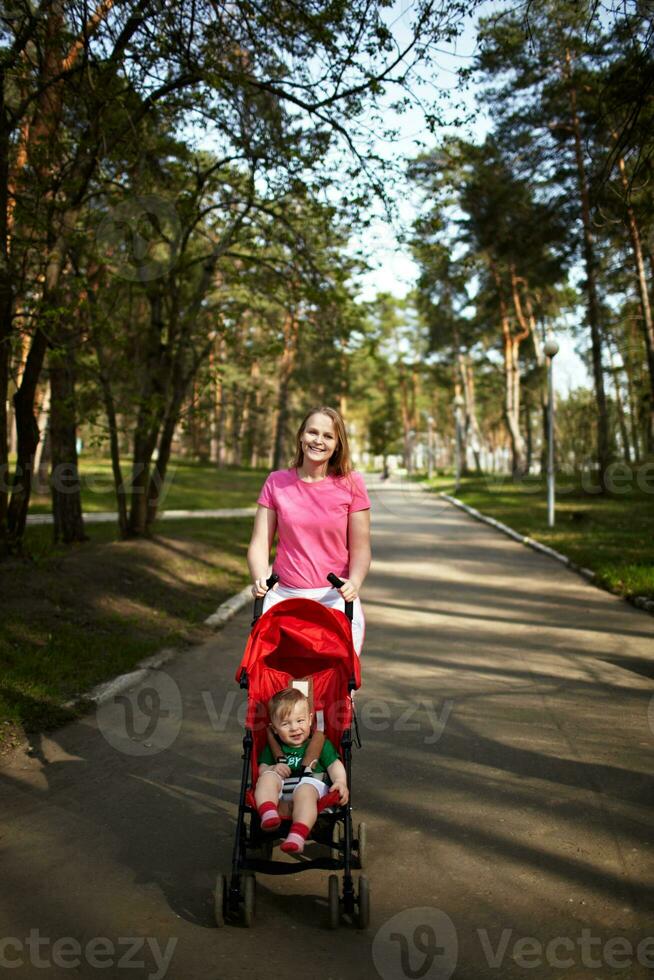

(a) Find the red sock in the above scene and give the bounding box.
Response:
[280,822,310,853]
[258,801,281,831]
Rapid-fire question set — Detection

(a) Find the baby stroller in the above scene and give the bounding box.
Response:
[215,573,369,929]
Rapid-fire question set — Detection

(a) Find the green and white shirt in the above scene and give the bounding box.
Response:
[258,738,339,773]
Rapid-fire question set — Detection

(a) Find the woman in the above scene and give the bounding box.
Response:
[247,405,371,655]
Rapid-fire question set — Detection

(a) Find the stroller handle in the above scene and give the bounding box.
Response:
[251,572,280,626]
[250,572,355,627]
[327,572,354,623]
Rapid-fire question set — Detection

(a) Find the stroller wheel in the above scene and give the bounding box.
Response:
[328,874,340,929]
[213,874,227,928]
[356,822,367,869]
[242,873,256,928]
[357,875,370,930]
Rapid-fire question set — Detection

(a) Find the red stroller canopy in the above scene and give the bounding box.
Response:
[235,598,361,775]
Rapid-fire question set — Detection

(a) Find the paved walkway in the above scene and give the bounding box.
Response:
[2,481,653,979]
[26,506,257,525]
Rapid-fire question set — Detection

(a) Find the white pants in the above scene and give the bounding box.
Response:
[261,583,364,655]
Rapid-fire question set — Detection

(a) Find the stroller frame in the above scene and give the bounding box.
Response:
[216,573,369,929]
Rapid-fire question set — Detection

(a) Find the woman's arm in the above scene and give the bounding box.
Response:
[247,504,277,596]
[339,509,371,602]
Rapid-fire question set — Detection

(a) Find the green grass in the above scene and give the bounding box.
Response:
[0,511,253,746]
[422,471,654,602]
[18,457,267,513]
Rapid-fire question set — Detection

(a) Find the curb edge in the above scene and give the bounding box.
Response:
[63,586,253,711]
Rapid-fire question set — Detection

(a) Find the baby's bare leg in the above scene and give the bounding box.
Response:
[255,771,282,807]
[291,783,319,830]
[255,771,283,831]
[279,783,320,853]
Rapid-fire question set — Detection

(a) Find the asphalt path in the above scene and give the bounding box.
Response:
[1,479,653,980]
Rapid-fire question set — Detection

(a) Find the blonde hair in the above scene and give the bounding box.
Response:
[269,688,310,725]
[290,406,353,477]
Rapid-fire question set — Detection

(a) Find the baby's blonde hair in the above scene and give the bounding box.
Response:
[269,688,309,725]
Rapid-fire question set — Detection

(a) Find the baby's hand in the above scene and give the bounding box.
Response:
[272,763,291,778]
[331,780,349,804]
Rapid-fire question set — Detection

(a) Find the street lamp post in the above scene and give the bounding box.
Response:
[543,337,559,527]
[453,394,464,495]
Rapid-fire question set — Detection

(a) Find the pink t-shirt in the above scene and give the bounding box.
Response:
[257,468,371,588]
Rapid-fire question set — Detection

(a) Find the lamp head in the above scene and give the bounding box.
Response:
[543,338,559,358]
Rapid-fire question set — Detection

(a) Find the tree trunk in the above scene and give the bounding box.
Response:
[249,360,262,468]
[565,49,610,483]
[398,367,414,472]
[103,378,128,538]
[494,263,527,477]
[272,312,298,471]
[0,275,10,553]
[606,339,632,463]
[34,381,52,488]
[49,345,87,543]
[128,424,160,536]
[0,68,13,554]
[524,393,533,473]
[146,332,217,529]
[626,317,642,462]
[146,392,183,529]
[457,349,482,473]
[209,336,226,466]
[7,328,48,547]
[230,382,246,465]
[85,277,129,537]
[128,290,169,535]
[616,150,654,453]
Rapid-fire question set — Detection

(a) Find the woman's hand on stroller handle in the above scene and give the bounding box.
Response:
[335,578,359,602]
[251,571,279,599]
[327,572,357,620]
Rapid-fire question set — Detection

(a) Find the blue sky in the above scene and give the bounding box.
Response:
[355,0,590,393]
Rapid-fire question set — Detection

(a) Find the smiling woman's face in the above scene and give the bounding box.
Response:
[300,412,338,464]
